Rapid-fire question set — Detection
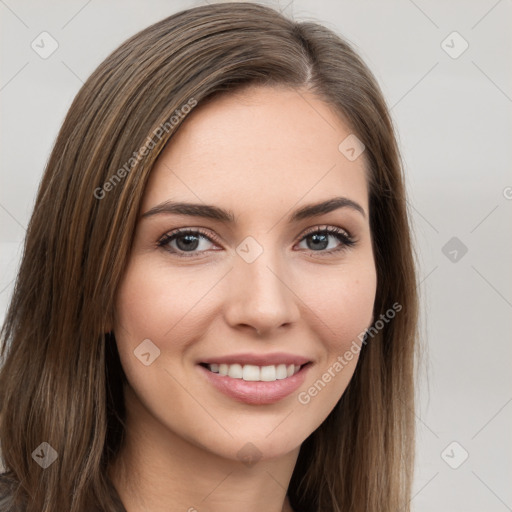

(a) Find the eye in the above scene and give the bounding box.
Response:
[295,226,356,256]
[157,225,356,258]
[157,228,219,258]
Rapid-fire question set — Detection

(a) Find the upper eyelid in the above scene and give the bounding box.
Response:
[301,224,352,238]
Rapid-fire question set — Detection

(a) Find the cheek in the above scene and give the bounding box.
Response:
[114,258,197,342]
[113,259,190,398]
[302,261,377,353]
[295,265,376,420]
[113,257,225,389]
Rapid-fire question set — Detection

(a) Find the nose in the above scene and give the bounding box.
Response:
[223,246,300,337]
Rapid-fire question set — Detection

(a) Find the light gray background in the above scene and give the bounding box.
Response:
[1,1,511,510]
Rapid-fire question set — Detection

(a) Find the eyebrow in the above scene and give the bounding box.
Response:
[140,196,366,223]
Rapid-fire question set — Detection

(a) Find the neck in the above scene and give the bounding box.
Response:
[109,384,298,512]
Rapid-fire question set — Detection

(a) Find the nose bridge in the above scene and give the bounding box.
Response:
[224,233,299,334]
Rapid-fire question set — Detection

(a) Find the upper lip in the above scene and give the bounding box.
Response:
[199,352,311,367]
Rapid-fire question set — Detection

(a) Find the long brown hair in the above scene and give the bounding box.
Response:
[0,3,418,511]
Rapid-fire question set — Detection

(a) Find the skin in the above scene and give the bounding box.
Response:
[108,85,377,512]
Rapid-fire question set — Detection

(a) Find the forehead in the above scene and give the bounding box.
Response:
[141,86,369,217]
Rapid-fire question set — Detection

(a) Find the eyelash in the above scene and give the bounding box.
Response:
[156,225,356,259]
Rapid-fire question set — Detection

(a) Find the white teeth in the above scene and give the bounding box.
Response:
[276,364,288,380]
[242,364,260,381]
[260,365,276,381]
[205,362,303,381]
[228,363,243,379]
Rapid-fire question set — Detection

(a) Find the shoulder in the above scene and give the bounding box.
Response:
[0,472,25,512]
[0,471,15,496]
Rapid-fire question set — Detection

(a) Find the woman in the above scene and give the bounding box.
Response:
[0,3,418,511]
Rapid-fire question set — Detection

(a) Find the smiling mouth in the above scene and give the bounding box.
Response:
[199,362,310,382]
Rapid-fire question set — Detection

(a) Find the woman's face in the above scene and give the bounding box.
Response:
[113,85,377,462]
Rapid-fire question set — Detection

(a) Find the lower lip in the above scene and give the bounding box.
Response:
[197,363,311,405]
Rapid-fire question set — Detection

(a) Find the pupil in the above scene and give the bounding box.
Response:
[175,233,330,252]
[177,234,199,251]
[309,233,327,250]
